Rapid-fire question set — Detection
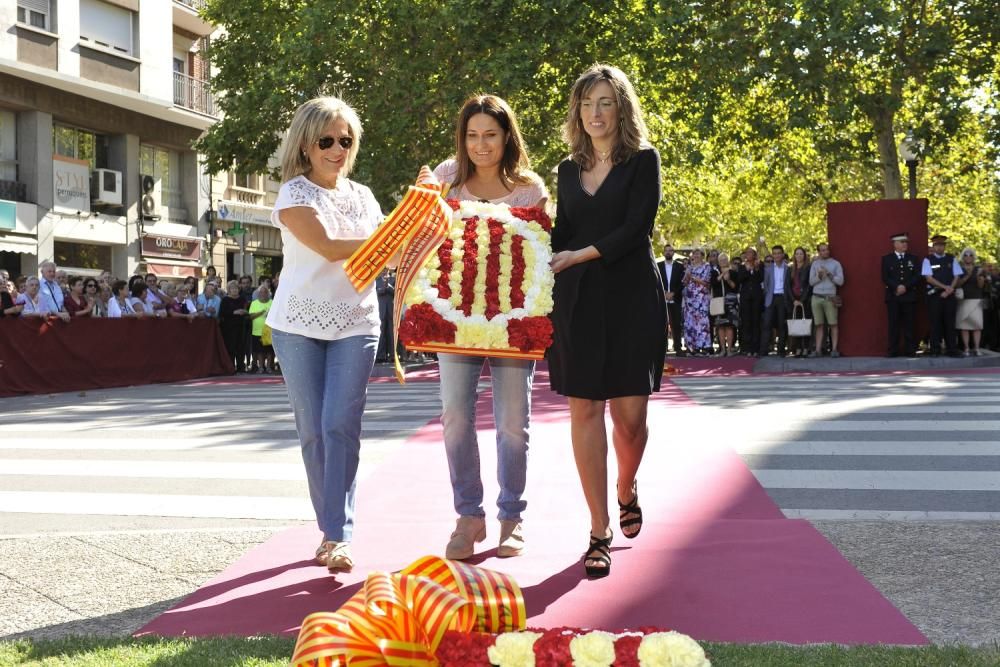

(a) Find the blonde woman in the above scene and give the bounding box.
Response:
[548,64,665,577]
[267,96,416,574]
[956,248,986,355]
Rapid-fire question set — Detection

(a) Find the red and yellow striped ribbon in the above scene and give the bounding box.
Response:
[343,181,451,383]
[290,555,525,667]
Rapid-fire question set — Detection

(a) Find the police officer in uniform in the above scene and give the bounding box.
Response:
[922,234,963,357]
[881,232,920,357]
[375,269,396,363]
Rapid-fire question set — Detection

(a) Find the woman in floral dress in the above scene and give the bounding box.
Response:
[682,248,713,354]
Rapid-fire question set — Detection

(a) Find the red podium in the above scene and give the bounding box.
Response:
[826,199,928,357]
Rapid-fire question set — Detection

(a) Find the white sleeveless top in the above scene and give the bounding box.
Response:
[267,175,383,341]
[433,159,548,206]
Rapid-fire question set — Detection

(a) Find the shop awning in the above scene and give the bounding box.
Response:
[144,260,203,279]
[0,235,36,254]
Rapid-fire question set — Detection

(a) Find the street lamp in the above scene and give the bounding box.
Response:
[898,129,920,199]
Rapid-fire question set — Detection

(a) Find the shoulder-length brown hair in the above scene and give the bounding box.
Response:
[563,64,649,170]
[278,96,362,184]
[449,94,533,190]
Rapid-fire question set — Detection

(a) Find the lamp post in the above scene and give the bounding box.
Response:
[898,129,920,199]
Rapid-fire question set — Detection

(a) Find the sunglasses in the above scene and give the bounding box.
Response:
[85,283,97,288]
[316,136,353,150]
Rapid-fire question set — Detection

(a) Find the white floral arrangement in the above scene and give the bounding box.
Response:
[484,629,711,667]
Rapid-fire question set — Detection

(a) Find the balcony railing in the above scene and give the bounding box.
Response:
[0,179,28,203]
[173,71,216,117]
[173,0,207,11]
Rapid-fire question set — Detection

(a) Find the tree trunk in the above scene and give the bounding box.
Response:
[871,106,904,199]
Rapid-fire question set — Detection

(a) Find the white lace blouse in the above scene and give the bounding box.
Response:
[267,175,383,341]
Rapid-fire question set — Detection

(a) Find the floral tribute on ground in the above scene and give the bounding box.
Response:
[290,555,711,667]
[399,200,555,359]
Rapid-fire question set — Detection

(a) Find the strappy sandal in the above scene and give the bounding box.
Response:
[618,481,643,539]
[326,542,354,574]
[584,532,612,578]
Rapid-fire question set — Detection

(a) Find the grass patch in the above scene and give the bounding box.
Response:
[0,637,998,666]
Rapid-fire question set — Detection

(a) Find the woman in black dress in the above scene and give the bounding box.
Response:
[548,64,666,578]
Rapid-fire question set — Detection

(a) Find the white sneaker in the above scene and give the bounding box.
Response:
[498,520,525,558]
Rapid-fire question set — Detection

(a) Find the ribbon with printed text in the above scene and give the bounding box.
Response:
[343,181,451,383]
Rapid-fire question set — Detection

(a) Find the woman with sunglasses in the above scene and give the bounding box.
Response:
[268,96,411,575]
[84,278,105,317]
[429,95,548,562]
[64,276,95,317]
[956,247,986,356]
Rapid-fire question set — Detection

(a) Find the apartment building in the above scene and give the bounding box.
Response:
[0,0,282,285]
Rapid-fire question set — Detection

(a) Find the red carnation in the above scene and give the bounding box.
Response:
[436,630,494,666]
[398,303,457,346]
[445,198,461,211]
[436,239,454,299]
[510,205,552,232]
[506,316,553,352]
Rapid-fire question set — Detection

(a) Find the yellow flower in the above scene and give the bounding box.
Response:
[486,631,542,667]
[569,631,617,667]
[637,632,711,667]
[455,321,508,349]
[405,283,425,304]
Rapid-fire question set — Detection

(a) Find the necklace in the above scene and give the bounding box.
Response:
[595,147,612,164]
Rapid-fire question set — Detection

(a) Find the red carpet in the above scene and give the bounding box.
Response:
[137,378,927,645]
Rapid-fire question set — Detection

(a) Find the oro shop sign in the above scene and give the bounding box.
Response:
[52,155,91,214]
[141,233,202,261]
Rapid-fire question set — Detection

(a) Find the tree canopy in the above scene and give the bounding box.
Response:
[198,0,1000,260]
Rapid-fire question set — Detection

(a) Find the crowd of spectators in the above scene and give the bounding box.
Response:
[657,240,1000,358]
[0,263,282,373]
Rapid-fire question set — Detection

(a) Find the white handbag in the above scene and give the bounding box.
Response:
[786,303,812,337]
[709,297,726,316]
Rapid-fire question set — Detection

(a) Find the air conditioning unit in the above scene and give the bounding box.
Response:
[140,173,161,221]
[90,169,122,206]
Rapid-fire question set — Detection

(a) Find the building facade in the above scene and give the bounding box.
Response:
[0,0,282,286]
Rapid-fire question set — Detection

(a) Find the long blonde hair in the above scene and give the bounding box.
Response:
[563,64,649,170]
[278,96,362,183]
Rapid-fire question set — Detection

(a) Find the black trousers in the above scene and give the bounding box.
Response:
[886,299,916,356]
[222,327,246,371]
[926,294,958,354]
[739,294,763,353]
[666,300,684,352]
[759,298,789,355]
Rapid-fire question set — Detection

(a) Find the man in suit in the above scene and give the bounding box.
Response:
[759,245,791,357]
[657,243,685,355]
[881,232,921,357]
[375,269,395,363]
[737,247,765,355]
[921,233,963,357]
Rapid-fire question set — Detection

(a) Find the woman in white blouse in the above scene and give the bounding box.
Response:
[268,96,404,575]
[431,95,548,562]
[107,280,138,318]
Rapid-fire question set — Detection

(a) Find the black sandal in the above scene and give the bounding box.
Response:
[584,532,612,578]
[618,482,643,539]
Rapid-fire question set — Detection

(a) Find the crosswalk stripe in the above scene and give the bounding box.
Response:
[731,441,1000,456]
[0,460,308,480]
[0,491,314,520]
[753,470,1000,491]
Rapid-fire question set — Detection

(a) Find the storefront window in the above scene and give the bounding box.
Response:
[254,254,283,280]
[54,241,112,272]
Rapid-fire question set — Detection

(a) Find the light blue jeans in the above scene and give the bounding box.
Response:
[438,353,534,521]
[272,329,377,542]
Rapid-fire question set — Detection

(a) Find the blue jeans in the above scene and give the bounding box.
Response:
[438,353,534,521]
[272,329,377,542]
